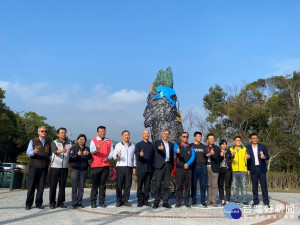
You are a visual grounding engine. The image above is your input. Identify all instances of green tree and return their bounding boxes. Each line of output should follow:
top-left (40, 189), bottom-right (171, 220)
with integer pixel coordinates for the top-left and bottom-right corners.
top-left (203, 72), bottom-right (300, 173)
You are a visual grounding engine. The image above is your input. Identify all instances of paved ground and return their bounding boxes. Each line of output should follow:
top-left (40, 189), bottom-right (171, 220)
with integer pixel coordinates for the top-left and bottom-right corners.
top-left (0, 188), bottom-right (299, 225)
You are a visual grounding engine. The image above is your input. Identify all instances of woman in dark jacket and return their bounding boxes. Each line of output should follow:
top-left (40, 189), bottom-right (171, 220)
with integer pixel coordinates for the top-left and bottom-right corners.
top-left (218, 140), bottom-right (233, 205)
top-left (69, 134), bottom-right (92, 208)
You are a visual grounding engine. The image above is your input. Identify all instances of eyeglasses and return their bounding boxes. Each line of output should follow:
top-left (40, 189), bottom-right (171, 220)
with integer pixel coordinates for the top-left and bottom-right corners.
top-left (40, 130), bottom-right (48, 133)
top-left (182, 136), bottom-right (189, 138)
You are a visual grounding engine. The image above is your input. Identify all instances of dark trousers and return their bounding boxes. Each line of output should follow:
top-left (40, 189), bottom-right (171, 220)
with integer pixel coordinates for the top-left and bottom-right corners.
top-left (176, 168), bottom-right (192, 205)
top-left (90, 167), bottom-right (109, 204)
top-left (49, 168), bottom-right (68, 206)
top-left (191, 165), bottom-right (207, 204)
top-left (137, 172), bottom-right (152, 204)
top-left (251, 166), bottom-right (269, 205)
top-left (116, 166), bottom-right (133, 203)
top-left (25, 167), bottom-right (48, 207)
top-left (71, 169), bottom-right (88, 205)
top-left (218, 167), bottom-right (232, 201)
top-left (154, 163), bottom-right (171, 204)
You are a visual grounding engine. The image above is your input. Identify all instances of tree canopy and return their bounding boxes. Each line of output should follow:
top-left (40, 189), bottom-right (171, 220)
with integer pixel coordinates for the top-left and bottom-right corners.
top-left (0, 88), bottom-right (56, 162)
top-left (203, 72), bottom-right (300, 173)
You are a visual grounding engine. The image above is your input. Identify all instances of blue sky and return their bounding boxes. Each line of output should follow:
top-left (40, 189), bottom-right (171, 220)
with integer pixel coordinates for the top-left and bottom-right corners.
top-left (1, 0), bottom-right (300, 142)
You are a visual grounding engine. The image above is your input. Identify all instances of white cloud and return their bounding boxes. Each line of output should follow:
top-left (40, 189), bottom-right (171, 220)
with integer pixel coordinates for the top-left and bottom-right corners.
top-left (0, 80), bottom-right (148, 142)
top-left (271, 58), bottom-right (300, 76)
top-left (108, 89), bottom-right (147, 104)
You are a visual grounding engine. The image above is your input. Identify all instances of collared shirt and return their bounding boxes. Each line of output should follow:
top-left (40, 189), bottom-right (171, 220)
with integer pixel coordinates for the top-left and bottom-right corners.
top-left (26, 138), bottom-right (46, 157)
top-left (163, 140), bottom-right (170, 161)
top-left (252, 145), bottom-right (259, 165)
top-left (90, 136), bottom-right (114, 159)
top-left (113, 141), bottom-right (136, 167)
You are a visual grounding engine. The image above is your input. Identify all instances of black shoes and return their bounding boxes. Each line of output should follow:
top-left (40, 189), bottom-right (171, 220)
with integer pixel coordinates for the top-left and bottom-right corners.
top-left (252, 203), bottom-right (258, 207)
top-left (116, 202), bottom-right (123, 207)
top-left (264, 204), bottom-right (271, 208)
top-left (50, 204), bottom-right (55, 209)
top-left (123, 201), bottom-right (132, 207)
top-left (57, 203), bottom-right (67, 208)
top-left (72, 204), bottom-right (78, 209)
top-left (77, 204), bottom-right (84, 208)
top-left (153, 203), bottom-right (159, 209)
top-left (36, 205), bottom-right (43, 209)
top-left (137, 203), bottom-right (143, 207)
top-left (91, 203), bottom-right (97, 208)
top-left (143, 202), bottom-right (152, 207)
top-left (175, 204), bottom-right (181, 208)
top-left (99, 204), bottom-right (106, 208)
top-left (25, 206), bottom-right (31, 210)
top-left (162, 203), bottom-right (172, 208)
top-left (243, 202), bottom-right (249, 206)
top-left (201, 202), bottom-right (207, 207)
top-left (192, 201), bottom-right (197, 207)
top-left (185, 204), bottom-right (191, 208)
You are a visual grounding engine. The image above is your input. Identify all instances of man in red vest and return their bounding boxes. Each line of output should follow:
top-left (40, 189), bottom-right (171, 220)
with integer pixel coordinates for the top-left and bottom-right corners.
top-left (90, 126), bottom-right (114, 208)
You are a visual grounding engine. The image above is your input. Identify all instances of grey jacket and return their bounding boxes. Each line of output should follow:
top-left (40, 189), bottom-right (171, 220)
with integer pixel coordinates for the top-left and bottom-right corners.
top-left (50, 139), bottom-right (72, 168)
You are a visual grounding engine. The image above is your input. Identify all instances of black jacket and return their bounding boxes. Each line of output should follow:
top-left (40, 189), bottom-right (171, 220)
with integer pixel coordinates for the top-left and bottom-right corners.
top-left (220, 150), bottom-right (233, 170)
top-left (153, 140), bottom-right (174, 170)
top-left (135, 140), bottom-right (155, 173)
top-left (207, 144), bottom-right (222, 173)
top-left (69, 145), bottom-right (92, 170)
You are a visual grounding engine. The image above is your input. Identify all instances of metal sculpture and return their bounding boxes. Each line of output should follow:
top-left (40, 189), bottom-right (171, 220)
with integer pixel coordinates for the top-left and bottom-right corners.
top-left (143, 67), bottom-right (183, 143)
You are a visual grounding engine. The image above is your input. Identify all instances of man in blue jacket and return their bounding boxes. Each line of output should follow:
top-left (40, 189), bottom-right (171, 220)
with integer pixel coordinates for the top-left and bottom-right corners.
top-left (246, 133), bottom-right (270, 207)
top-left (174, 132), bottom-right (195, 208)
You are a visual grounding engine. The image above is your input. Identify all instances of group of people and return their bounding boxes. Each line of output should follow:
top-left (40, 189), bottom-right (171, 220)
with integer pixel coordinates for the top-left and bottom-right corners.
top-left (25, 125), bottom-right (270, 210)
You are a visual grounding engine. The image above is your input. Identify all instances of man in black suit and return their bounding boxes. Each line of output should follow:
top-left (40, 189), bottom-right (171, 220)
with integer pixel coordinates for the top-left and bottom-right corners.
top-left (152, 129), bottom-right (174, 209)
top-left (246, 133), bottom-right (270, 207)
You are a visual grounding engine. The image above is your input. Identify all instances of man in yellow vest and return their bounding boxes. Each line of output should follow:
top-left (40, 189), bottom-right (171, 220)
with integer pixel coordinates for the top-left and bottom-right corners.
top-left (230, 136), bottom-right (249, 205)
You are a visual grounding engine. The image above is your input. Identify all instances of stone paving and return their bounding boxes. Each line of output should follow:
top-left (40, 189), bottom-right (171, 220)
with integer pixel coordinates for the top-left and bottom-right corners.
top-left (0, 188), bottom-right (299, 225)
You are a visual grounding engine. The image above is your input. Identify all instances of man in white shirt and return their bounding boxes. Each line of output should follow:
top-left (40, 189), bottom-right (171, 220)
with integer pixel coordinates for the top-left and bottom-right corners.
top-left (113, 130), bottom-right (136, 207)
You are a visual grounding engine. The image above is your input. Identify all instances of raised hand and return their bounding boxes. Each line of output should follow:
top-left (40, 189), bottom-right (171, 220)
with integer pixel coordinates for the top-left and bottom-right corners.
top-left (158, 143), bottom-right (164, 150)
top-left (210, 149), bottom-right (215, 155)
top-left (33, 146), bottom-right (40, 154)
top-left (246, 152), bottom-right (250, 159)
top-left (220, 150), bottom-right (224, 157)
top-left (78, 150), bottom-right (82, 156)
top-left (232, 150), bottom-right (236, 156)
top-left (117, 151), bottom-right (122, 157)
top-left (84, 149), bottom-right (89, 155)
top-left (140, 149), bottom-right (144, 157)
top-left (103, 158), bottom-right (108, 162)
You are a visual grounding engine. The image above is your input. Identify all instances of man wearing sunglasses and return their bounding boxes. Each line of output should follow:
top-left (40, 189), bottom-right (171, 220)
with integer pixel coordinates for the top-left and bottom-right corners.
top-left (25, 126), bottom-right (52, 210)
top-left (173, 132), bottom-right (195, 208)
